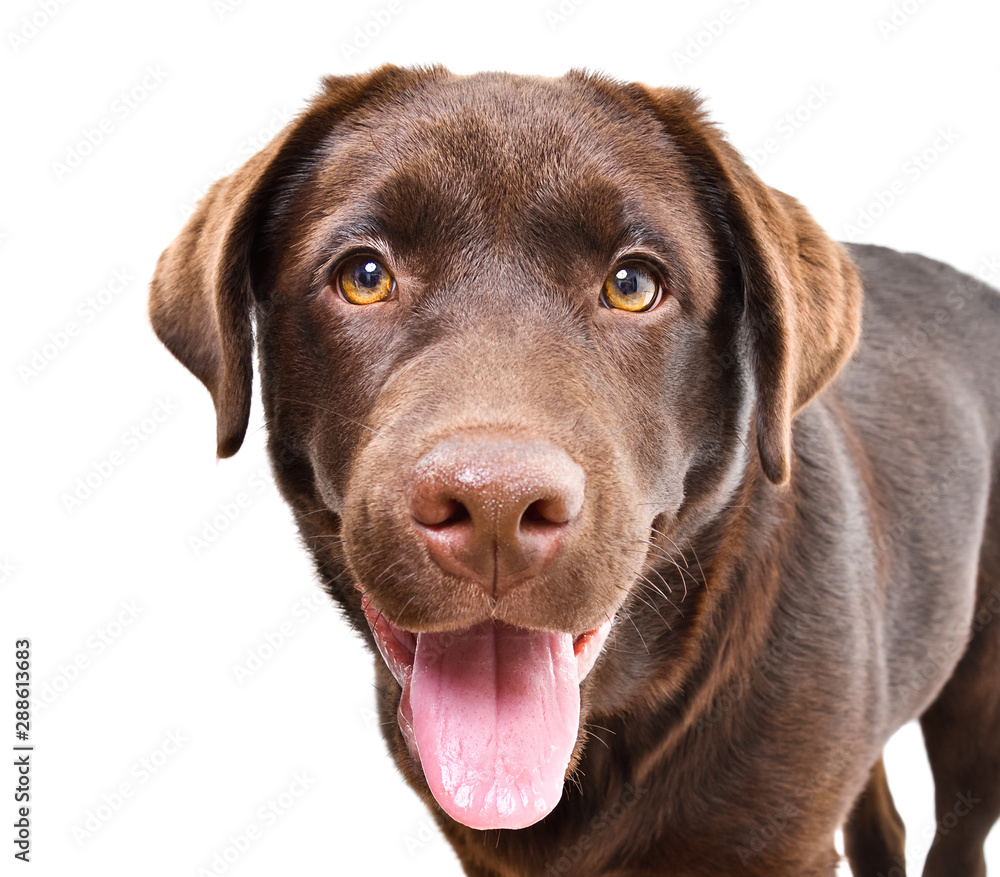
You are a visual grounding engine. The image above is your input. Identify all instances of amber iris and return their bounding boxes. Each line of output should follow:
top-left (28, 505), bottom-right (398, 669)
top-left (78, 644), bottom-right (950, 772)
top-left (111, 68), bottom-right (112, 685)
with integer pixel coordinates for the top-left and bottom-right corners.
top-left (339, 256), bottom-right (395, 305)
top-left (602, 264), bottom-right (661, 312)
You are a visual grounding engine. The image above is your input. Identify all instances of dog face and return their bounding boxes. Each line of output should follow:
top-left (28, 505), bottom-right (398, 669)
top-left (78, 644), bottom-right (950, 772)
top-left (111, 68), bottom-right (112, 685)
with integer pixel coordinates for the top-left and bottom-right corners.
top-left (150, 66), bottom-right (861, 834)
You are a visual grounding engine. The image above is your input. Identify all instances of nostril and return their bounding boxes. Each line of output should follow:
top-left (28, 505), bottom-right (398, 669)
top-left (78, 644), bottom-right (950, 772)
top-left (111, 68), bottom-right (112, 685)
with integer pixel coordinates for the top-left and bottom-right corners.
top-left (526, 480), bottom-right (583, 526)
top-left (521, 501), bottom-right (548, 526)
top-left (521, 498), bottom-right (569, 527)
top-left (436, 499), bottom-right (471, 528)
top-left (412, 496), bottom-right (471, 529)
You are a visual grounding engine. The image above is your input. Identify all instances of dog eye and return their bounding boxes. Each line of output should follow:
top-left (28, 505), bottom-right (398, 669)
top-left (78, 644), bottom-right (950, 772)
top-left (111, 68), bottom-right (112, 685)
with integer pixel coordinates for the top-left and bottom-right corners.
top-left (601, 264), bottom-right (662, 312)
top-left (338, 256), bottom-right (395, 305)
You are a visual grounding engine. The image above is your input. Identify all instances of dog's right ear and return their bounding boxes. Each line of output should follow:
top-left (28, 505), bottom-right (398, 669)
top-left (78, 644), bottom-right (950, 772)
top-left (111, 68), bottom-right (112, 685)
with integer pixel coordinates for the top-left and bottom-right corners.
top-left (149, 140), bottom-right (276, 458)
top-left (149, 65), bottom-right (435, 457)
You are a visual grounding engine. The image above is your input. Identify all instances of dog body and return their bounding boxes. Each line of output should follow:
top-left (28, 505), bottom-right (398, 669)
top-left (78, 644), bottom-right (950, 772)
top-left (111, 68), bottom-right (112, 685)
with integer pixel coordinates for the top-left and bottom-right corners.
top-left (150, 67), bottom-right (1000, 875)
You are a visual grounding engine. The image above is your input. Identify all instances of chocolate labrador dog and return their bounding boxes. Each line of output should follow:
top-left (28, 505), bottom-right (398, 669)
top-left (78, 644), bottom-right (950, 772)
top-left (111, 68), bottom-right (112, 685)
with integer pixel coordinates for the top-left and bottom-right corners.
top-left (149, 66), bottom-right (1000, 876)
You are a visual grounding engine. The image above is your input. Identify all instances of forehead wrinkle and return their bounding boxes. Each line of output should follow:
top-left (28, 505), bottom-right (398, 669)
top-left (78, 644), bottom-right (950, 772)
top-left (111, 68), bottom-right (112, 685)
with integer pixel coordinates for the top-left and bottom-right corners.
top-left (360, 125), bottom-right (642, 267)
top-left (354, 85), bottom-right (613, 241)
top-left (369, 160), bottom-right (483, 257)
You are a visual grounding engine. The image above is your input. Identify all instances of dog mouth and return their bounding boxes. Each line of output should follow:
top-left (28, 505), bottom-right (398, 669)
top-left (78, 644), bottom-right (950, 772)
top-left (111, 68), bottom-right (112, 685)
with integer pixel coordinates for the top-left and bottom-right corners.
top-left (359, 589), bottom-right (613, 831)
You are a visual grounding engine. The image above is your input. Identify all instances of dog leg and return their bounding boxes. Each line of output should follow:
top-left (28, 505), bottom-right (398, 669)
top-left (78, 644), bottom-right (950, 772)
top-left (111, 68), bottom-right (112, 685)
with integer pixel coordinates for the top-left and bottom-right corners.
top-left (920, 481), bottom-right (1000, 877)
top-left (844, 756), bottom-right (907, 876)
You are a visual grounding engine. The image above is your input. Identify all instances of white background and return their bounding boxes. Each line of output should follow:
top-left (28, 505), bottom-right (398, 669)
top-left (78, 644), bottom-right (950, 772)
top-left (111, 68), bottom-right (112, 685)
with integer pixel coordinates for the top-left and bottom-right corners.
top-left (2, 0), bottom-right (998, 874)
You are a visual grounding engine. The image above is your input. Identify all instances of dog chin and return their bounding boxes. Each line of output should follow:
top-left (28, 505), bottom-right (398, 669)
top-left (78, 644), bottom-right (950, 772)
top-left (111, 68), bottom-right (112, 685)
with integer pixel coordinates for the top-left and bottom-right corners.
top-left (359, 586), bottom-right (613, 830)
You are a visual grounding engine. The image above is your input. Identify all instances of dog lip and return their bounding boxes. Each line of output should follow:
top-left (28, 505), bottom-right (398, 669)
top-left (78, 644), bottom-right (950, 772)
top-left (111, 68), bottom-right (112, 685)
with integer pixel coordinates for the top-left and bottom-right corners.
top-left (359, 588), bottom-right (417, 688)
top-left (573, 615), bottom-right (614, 681)
top-left (356, 583), bottom-right (613, 687)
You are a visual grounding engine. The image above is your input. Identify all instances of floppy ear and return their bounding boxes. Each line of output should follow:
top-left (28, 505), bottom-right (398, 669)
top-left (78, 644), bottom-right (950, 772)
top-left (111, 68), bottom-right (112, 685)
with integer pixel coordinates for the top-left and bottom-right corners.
top-left (149, 141), bottom-right (279, 458)
top-left (149, 65), bottom-right (434, 457)
top-left (639, 88), bottom-right (863, 485)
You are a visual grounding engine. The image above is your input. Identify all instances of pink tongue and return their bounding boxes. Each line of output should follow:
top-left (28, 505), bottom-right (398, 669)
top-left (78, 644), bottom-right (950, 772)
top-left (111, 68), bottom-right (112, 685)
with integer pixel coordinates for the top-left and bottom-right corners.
top-left (410, 621), bottom-right (580, 830)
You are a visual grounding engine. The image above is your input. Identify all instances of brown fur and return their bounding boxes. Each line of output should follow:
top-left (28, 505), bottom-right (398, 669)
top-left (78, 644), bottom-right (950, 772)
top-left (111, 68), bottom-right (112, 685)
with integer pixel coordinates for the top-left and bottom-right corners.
top-left (150, 65), bottom-right (1000, 875)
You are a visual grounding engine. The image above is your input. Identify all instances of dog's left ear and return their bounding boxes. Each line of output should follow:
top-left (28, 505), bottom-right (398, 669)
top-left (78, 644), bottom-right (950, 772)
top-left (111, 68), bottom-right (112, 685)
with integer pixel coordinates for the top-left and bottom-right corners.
top-left (638, 87), bottom-right (863, 485)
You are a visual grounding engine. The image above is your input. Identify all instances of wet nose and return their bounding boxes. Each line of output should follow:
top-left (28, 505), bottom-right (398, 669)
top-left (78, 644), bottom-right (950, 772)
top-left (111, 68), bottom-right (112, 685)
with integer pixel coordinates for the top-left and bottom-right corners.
top-left (408, 438), bottom-right (585, 597)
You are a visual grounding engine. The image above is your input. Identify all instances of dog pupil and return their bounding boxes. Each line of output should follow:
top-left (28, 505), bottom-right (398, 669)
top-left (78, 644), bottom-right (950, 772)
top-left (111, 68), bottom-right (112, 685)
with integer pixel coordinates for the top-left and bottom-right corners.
top-left (359, 261), bottom-right (381, 288)
top-left (616, 268), bottom-right (638, 295)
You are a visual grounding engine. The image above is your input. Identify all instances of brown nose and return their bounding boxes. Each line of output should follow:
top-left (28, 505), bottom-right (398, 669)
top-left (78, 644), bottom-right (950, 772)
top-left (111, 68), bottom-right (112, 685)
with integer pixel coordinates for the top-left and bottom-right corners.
top-left (408, 438), bottom-right (585, 597)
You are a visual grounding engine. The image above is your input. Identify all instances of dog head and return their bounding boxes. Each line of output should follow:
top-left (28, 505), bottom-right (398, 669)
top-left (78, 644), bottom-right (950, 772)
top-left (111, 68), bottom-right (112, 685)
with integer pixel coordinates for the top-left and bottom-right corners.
top-left (150, 65), bottom-right (861, 831)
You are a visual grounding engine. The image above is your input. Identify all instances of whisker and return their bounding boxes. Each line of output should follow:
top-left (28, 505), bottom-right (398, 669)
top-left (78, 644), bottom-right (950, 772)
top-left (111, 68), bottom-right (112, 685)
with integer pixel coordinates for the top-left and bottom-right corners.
top-left (627, 614), bottom-right (649, 655)
top-left (583, 728), bottom-right (611, 750)
top-left (396, 592), bottom-right (419, 618)
top-left (688, 548), bottom-right (706, 597)
top-left (635, 575), bottom-right (675, 629)
top-left (297, 506), bottom-right (342, 519)
top-left (609, 415), bottom-right (653, 437)
top-left (639, 567), bottom-right (680, 612)
top-left (627, 587), bottom-right (666, 624)
top-left (636, 536), bottom-right (696, 602)
top-left (649, 527), bottom-right (690, 569)
top-left (648, 529), bottom-right (706, 601)
top-left (272, 395), bottom-right (385, 437)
